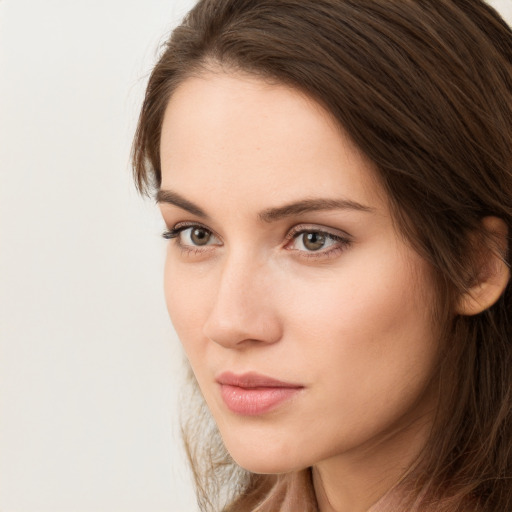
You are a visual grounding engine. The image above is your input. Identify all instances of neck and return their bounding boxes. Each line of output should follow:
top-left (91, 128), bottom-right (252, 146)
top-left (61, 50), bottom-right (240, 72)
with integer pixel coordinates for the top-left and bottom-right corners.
top-left (312, 410), bottom-right (434, 512)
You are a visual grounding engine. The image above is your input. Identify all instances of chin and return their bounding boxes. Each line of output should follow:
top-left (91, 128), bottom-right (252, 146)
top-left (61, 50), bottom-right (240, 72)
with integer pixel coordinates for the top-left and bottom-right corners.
top-left (221, 435), bottom-right (306, 475)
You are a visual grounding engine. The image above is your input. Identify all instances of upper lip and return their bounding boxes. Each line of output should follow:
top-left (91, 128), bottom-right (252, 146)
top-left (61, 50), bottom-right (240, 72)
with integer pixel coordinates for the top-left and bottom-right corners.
top-left (216, 371), bottom-right (303, 389)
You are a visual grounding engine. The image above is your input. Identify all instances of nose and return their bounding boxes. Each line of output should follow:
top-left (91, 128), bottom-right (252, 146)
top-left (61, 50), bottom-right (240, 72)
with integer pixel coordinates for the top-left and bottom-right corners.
top-left (202, 252), bottom-right (283, 349)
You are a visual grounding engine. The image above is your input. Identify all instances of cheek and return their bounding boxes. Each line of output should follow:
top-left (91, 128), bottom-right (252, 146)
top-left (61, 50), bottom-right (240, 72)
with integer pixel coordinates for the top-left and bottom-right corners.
top-left (163, 257), bottom-right (209, 353)
top-left (281, 247), bottom-right (438, 396)
top-left (268, 260), bottom-right (439, 462)
top-left (283, 248), bottom-right (429, 339)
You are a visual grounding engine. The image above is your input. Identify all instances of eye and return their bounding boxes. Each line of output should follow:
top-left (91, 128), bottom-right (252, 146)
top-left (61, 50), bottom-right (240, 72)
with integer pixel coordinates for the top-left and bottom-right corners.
top-left (162, 224), bottom-right (221, 248)
top-left (180, 226), bottom-right (215, 246)
top-left (295, 231), bottom-right (330, 251)
top-left (285, 226), bottom-right (351, 257)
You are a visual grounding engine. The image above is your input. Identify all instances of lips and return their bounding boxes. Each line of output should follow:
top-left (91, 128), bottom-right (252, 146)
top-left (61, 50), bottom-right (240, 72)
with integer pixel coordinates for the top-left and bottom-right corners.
top-left (216, 371), bottom-right (303, 416)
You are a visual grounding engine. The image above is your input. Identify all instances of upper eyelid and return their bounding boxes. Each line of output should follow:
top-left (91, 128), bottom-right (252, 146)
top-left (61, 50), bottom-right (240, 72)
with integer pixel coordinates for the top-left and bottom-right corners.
top-left (285, 223), bottom-right (353, 240)
top-left (172, 220), bottom-right (211, 230)
top-left (170, 221), bottom-right (221, 238)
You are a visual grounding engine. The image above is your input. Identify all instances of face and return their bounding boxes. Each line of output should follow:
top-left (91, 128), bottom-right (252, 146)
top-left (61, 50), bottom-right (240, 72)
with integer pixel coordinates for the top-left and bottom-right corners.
top-left (158, 72), bottom-right (440, 475)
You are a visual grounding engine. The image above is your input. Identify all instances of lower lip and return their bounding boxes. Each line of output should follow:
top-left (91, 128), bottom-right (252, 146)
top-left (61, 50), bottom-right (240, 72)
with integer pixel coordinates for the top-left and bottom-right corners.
top-left (219, 384), bottom-right (302, 416)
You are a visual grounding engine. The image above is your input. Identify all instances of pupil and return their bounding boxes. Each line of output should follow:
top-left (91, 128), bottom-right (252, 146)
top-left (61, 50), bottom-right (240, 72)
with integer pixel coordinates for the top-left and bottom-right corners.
top-left (191, 228), bottom-right (210, 246)
top-left (304, 232), bottom-right (325, 251)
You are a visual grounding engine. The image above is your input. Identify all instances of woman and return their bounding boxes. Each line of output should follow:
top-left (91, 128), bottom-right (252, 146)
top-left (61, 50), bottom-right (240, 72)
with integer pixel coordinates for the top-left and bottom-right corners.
top-left (132, 1), bottom-right (512, 510)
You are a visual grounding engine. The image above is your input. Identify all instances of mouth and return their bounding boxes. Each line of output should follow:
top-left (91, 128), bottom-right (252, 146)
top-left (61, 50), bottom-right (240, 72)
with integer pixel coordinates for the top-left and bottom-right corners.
top-left (216, 371), bottom-right (304, 416)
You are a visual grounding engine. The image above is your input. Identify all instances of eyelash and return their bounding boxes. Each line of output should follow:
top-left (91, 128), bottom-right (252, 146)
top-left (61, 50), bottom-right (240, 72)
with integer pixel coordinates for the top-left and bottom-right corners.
top-left (162, 223), bottom-right (352, 259)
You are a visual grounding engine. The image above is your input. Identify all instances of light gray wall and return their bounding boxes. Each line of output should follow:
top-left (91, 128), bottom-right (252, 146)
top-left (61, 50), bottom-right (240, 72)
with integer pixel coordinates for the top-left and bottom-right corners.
top-left (0, 1), bottom-right (510, 511)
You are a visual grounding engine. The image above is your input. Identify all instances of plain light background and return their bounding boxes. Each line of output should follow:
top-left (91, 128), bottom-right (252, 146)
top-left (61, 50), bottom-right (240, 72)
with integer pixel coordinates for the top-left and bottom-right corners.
top-left (1, 1), bottom-right (511, 511)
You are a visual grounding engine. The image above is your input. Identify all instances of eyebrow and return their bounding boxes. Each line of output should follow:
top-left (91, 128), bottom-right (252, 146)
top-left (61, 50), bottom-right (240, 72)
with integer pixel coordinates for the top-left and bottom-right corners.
top-left (156, 189), bottom-right (208, 218)
top-left (258, 197), bottom-right (375, 222)
top-left (156, 189), bottom-right (375, 222)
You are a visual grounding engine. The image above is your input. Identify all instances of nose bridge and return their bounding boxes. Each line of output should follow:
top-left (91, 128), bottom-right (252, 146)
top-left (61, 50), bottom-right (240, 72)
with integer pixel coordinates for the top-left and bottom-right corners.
top-left (203, 247), bottom-right (281, 348)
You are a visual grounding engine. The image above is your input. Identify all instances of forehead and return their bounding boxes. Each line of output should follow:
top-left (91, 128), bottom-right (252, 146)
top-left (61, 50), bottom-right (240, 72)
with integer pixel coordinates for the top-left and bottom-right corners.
top-left (159, 72), bottom-right (387, 213)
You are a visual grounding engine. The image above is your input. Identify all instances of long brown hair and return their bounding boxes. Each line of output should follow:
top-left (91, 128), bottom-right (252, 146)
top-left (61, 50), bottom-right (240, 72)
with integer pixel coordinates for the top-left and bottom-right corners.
top-left (132, 1), bottom-right (512, 510)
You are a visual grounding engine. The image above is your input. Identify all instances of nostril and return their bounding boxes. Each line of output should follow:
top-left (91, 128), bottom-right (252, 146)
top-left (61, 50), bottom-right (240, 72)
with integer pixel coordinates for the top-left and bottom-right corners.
top-left (202, 304), bottom-right (282, 349)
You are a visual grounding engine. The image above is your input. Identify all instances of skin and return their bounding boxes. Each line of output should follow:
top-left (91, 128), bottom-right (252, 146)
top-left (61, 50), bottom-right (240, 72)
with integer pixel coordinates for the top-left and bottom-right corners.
top-left (158, 71), bottom-right (441, 512)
